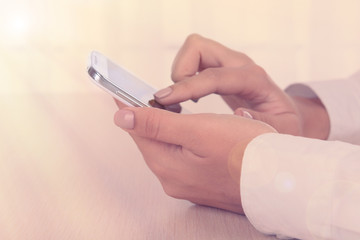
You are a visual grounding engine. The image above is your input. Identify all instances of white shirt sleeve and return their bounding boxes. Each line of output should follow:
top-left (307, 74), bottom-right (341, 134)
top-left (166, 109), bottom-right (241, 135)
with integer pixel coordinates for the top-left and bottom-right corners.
top-left (285, 70), bottom-right (360, 144)
top-left (241, 70), bottom-right (360, 239)
top-left (241, 134), bottom-right (360, 240)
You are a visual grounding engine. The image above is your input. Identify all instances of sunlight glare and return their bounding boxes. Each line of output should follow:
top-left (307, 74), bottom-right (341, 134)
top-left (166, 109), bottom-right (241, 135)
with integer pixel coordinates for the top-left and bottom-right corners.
top-left (2, 10), bottom-right (31, 44)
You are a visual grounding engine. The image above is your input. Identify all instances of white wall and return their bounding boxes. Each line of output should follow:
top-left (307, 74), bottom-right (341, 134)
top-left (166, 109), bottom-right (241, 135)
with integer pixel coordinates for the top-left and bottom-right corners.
top-left (99, 0), bottom-right (360, 86)
top-left (0, 0), bottom-right (359, 102)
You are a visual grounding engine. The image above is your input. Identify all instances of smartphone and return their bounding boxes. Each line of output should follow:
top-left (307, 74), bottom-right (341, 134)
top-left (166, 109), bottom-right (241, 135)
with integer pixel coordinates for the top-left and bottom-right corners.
top-left (87, 51), bottom-right (182, 112)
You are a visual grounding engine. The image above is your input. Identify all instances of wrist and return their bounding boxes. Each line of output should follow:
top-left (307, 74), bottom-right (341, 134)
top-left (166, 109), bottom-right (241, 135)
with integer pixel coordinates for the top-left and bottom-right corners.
top-left (292, 96), bottom-right (330, 140)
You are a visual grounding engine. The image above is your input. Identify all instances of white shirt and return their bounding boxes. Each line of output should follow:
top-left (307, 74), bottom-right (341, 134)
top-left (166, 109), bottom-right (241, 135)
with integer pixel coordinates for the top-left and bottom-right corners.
top-left (241, 70), bottom-right (360, 240)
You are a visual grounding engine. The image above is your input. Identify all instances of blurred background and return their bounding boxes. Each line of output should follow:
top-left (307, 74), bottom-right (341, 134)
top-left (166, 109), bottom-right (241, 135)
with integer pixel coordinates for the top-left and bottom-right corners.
top-left (1, 0), bottom-right (360, 96)
top-left (0, 0), bottom-right (360, 239)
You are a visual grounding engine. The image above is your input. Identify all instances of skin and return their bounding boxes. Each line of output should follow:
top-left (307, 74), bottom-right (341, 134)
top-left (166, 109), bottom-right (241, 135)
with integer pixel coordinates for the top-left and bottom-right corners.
top-left (114, 106), bottom-right (275, 214)
top-left (155, 34), bottom-right (330, 140)
top-left (113, 34), bottom-right (330, 213)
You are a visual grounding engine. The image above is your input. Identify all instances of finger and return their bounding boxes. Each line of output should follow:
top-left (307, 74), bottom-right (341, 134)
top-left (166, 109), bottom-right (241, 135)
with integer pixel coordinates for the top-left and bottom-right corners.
top-left (114, 107), bottom-right (201, 147)
top-left (234, 107), bottom-right (299, 135)
top-left (155, 64), bottom-right (270, 106)
top-left (234, 107), bottom-right (273, 125)
top-left (171, 34), bottom-right (252, 83)
top-left (221, 95), bottom-right (250, 111)
top-left (233, 108), bottom-right (253, 119)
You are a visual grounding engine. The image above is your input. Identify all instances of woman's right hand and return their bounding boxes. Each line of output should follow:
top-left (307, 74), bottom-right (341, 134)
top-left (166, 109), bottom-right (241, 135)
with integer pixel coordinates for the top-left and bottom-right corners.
top-left (154, 34), bottom-right (329, 139)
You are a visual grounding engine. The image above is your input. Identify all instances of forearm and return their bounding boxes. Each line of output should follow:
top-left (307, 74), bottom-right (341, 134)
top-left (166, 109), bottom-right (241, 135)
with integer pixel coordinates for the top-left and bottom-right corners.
top-left (291, 96), bottom-right (330, 140)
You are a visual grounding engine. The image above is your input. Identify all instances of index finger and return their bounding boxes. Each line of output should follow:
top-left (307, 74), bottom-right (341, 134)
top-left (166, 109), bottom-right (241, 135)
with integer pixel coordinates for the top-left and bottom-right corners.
top-left (155, 64), bottom-right (272, 107)
top-left (171, 34), bottom-right (252, 83)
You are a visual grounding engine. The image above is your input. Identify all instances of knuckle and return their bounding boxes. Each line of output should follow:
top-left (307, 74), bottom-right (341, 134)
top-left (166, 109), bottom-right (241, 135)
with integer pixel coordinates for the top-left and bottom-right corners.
top-left (252, 64), bottom-right (267, 77)
top-left (162, 184), bottom-right (183, 199)
top-left (177, 80), bottom-right (198, 100)
top-left (185, 33), bottom-right (203, 45)
top-left (201, 68), bottom-right (220, 92)
top-left (183, 34), bottom-right (207, 52)
top-left (171, 70), bottom-right (181, 82)
top-left (148, 161), bottom-right (166, 179)
top-left (178, 79), bottom-right (192, 91)
top-left (246, 63), bottom-right (272, 88)
top-left (202, 68), bottom-right (220, 82)
top-left (231, 52), bottom-right (253, 66)
top-left (143, 110), bottom-right (162, 140)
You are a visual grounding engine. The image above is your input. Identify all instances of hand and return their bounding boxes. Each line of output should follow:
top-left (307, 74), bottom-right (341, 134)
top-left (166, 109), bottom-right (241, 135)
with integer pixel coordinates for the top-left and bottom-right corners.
top-left (153, 34), bottom-right (329, 139)
top-left (113, 105), bottom-right (276, 213)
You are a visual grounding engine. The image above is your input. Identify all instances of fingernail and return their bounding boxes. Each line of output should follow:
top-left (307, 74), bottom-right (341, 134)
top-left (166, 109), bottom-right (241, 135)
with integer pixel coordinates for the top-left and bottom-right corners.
top-left (235, 109), bottom-right (253, 119)
top-left (154, 87), bottom-right (173, 99)
top-left (165, 103), bottom-right (182, 113)
top-left (115, 109), bottom-right (135, 129)
top-left (242, 110), bottom-right (253, 119)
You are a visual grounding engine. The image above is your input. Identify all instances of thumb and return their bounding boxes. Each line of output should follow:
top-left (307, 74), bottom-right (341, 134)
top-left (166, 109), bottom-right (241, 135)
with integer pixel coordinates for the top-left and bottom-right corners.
top-left (234, 108), bottom-right (254, 119)
top-left (114, 107), bottom-right (196, 146)
top-left (234, 108), bottom-right (286, 134)
top-left (234, 107), bottom-right (274, 126)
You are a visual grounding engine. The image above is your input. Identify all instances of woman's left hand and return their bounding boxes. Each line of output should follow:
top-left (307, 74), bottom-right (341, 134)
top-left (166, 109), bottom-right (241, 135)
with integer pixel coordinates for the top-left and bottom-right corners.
top-left (114, 105), bottom-right (275, 213)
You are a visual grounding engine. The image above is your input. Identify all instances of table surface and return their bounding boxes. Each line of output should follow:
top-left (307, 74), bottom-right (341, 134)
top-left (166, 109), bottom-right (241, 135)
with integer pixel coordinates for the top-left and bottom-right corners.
top-left (0, 93), bottom-right (278, 240)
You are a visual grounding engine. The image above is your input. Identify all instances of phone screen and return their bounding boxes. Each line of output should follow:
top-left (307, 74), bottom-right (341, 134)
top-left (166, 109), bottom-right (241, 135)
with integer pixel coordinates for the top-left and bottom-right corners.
top-left (106, 59), bottom-right (156, 107)
top-left (88, 51), bottom-right (182, 112)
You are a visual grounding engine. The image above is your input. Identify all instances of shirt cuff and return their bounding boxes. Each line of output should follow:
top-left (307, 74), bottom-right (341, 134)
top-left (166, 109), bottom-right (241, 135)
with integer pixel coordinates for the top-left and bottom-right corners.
top-left (241, 132), bottom-right (360, 240)
top-left (285, 72), bottom-right (360, 144)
